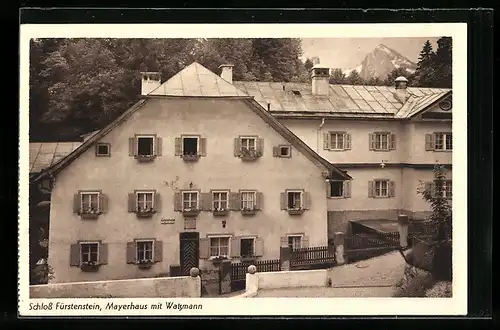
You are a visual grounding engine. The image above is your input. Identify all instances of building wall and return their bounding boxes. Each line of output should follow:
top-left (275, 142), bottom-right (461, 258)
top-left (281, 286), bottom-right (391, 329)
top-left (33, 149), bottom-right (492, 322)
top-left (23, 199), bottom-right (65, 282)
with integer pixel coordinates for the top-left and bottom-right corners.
top-left (48, 97), bottom-right (329, 283)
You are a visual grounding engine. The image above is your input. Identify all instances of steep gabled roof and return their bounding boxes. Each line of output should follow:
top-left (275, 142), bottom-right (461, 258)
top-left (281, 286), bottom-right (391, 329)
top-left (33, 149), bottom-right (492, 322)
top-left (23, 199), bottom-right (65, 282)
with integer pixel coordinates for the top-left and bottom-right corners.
top-left (29, 142), bottom-right (82, 176)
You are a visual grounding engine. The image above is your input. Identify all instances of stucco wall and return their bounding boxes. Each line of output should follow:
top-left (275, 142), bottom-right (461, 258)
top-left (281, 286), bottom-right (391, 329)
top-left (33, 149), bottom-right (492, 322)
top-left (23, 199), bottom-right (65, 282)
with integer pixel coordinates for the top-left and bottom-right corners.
top-left (48, 98), bottom-right (329, 283)
top-left (30, 275), bottom-right (201, 298)
top-left (253, 269), bottom-right (328, 290)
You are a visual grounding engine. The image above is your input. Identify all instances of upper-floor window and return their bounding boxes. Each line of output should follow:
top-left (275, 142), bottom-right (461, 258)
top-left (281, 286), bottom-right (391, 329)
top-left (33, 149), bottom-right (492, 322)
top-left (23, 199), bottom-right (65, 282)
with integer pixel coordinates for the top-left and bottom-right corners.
top-left (324, 132), bottom-right (351, 151)
top-left (127, 190), bottom-right (159, 218)
top-left (183, 191), bottom-right (199, 211)
top-left (137, 136), bottom-right (155, 156)
top-left (81, 192), bottom-right (99, 214)
top-left (129, 134), bottom-right (161, 161)
top-left (241, 137), bottom-right (256, 152)
top-left (368, 180), bottom-right (395, 198)
top-left (426, 132), bottom-right (452, 151)
top-left (175, 135), bottom-right (207, 160)
top-left (74, 190), bottom-right (107, 219)
top-left (95, 143), bottom-right (110, 157)
top-left (369, 132), bottom-right (396, 151)
top-left (137, 191), bottom-right (154, 212)
top-left (329, 180), bottom-right (351, 198)
top-left (212, 191), bottom-right (229, 211)
top-left (234, 136), bottom-right (263, 160)
top-left (241, 191), bottom-right (256, 210)
top-left (427, 180), bottom-right (452, 199)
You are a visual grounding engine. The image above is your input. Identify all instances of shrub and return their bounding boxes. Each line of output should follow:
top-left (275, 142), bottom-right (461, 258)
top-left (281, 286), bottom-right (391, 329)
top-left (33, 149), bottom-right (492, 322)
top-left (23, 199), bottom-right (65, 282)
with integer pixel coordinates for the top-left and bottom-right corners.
top-left (425, 281), bottom-right (452, 297)
top-left (393, 266), bottom-right (436, 297)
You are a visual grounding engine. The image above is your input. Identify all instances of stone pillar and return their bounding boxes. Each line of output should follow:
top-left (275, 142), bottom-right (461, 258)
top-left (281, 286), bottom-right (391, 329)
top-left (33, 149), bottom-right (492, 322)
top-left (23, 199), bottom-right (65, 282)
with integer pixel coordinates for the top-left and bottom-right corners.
top-left (245, 265), bottom-right (259, 294)
top-left (189, 267), bottom-right (201, 298)
top-left (334, 232), bottom-right (346, 265)
top-left (398, 214), bottom-right (410, 248)
top-left (280, 246), bottom-right (291, 271)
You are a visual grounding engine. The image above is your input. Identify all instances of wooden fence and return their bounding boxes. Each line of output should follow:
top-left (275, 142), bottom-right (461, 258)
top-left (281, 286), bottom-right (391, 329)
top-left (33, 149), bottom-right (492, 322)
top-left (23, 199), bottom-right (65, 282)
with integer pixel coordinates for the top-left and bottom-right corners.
top-left (290, 246), bottom-right (336, 270)
top-left (230, 259), bottom-right (281, 292)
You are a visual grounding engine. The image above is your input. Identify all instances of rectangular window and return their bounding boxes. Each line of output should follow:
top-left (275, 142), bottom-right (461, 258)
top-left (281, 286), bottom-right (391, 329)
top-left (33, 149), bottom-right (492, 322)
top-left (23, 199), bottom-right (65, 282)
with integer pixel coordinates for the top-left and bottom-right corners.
top-left (136, 191), bottom-right (154, 212)
top-left (81, 192), bottom-right (99, 213)
top-left (96, 143), bottom-right (110, 156)
top-left (241, 137), bottom-right (257, 152)
top-left (287, 235), bottom-right (302, 251)
top-left (182, 191), bottom-right (199, 210)
top-left (374, 180), bottom-right (389, 197)
top-left (287, 191), bottom-right (302, 209)
top-left (80, 242), bottom-right (99, 263)
top-left (182, 136), bottom-right (199, 156)
top-left (241, 191), bottom-right (257, 210)
top-left (330, 133), bottom-right (345, 150)
top-left (240, 238), bottom-right (255, 257)
top-left (136, 240), bottom-right (154, 262)
top-left (435, 133), bottom-right (452, 151)
top-left (137, 136), bottom-right (155, 156)
top-left (375, 133), bottom-right (389, 150)
top-left (280, 145), bottom-right (291, 157)
top-left (212, 191), bottom-right (229, 211)
top-left (330, 181), bottom-right (344, 197)
top-left (434, 180), bottom-right (452, 199)
top-left (209, 236), bottom-right (230, 257)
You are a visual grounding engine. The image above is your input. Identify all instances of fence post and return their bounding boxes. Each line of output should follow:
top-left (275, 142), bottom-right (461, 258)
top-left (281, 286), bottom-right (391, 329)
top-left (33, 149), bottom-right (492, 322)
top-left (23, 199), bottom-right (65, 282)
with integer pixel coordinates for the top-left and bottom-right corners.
top-left (398, 214), bottom-right (409, 248)
top-left (245, 265), bottom-right (259, 295)
top-left (280, 246), bottom-right (291, 271)
top-left (334, 232), bottom-right (346, 265)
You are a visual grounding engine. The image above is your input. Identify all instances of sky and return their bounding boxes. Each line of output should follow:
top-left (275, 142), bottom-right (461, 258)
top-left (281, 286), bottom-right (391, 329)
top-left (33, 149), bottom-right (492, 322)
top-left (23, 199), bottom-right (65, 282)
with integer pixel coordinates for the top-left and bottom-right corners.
top-left (301, 37), bottom-right (439, 69)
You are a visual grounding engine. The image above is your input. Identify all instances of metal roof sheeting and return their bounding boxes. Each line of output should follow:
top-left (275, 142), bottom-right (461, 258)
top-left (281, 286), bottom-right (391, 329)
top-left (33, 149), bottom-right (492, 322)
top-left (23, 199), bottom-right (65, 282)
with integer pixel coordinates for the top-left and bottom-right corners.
top-left (29, 142), bottom-right (82, 175)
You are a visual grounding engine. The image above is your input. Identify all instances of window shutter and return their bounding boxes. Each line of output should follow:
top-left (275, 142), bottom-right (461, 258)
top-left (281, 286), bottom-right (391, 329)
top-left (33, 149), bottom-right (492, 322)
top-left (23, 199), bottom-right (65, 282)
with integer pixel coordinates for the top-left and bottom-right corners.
top-left (154, 192), bottom-right (161, 213)
top-left (326, 181), bottom-right (332, 197)
top-left (302, 236), bottom-right (310, 248)
top-left (201, 192), bottom-right (212, 211)
top-left (368, 181), bottom-right (375, 198)
top-left (199, 138), bottom-right (207, 156)
top-left (234, 138), bottom-right (241, 157)
top-left (127, 193), bottom-right (136, 212)
top-left (156, 137), bottom-right (162, 156)
top-left (302, 192), bottom-right (311, 210)
top-left (230, 192), bottom-right (241, 211)
top-left (173, 192), bottom-right (182, 211)
top-left (344, 181), bottom-right (351, 198)
top-left (230, 237), bottom-right (241, 258)
top-left (425, 134), bottom-right (435, 151)
top-left (69, 243), bottom-right (80, 266)
top-left (174, 137), bottom-right (182, 156)
top-left (256, 192), bottom-right (264, 210)
top-left (257, 138), bottom-right (264, 156)
top-left (73, 193), bottom-right (81, 214)
top-left (199, 238), bottom-right (210, 259)
top-left (126, 242), bottom-right (136, 264)
top-left (369, 133), bottom-right (376, 150)
top-left (154, 240), bottom-right (163, 262)
top-left (323, 132), bottom-right (331, 150)
top-left (389, 134), bottom-right (396, 150)
top-left (129, 137), bottom-right (136, 156)
top-left (254, 238), bottom-right (264, 257)
top-left (388, 181), bottom-right (395, 197)
top-left (280, 192), bottom-right (287, 210)
top-left (99, 243), bottom-right (108, 265)
top-left (344, 134), bottom-right (352, 150)
top-left (99, 194), bottom-right (108, 213)
top-left (272, 146), bottom-right (280, 157)
top-left (280, 236), bottom-right (288, 248)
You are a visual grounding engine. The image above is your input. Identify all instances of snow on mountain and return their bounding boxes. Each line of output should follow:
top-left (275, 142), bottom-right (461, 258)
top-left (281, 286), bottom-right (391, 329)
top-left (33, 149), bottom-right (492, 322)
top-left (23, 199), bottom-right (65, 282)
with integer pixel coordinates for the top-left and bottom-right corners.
top-left (341, 44), bottom-right (417, 80)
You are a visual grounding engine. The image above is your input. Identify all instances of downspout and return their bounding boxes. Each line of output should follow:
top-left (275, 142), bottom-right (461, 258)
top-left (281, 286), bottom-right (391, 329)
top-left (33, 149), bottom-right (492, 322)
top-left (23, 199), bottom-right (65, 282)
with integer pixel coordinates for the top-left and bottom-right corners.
top-left (317, 117), bottom-right (326, 153)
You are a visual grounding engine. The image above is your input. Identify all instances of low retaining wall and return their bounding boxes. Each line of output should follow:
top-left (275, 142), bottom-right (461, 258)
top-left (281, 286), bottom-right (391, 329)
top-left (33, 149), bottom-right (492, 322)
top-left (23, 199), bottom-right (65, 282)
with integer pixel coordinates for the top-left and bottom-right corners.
top-left (30, 275), bottom-right (201, 298)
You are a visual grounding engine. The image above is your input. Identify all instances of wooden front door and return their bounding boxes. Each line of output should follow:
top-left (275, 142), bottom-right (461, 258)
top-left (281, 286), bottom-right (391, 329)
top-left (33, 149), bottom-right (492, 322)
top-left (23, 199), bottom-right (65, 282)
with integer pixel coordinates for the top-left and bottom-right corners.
top-left (179, 232), bottom-right (200, 276)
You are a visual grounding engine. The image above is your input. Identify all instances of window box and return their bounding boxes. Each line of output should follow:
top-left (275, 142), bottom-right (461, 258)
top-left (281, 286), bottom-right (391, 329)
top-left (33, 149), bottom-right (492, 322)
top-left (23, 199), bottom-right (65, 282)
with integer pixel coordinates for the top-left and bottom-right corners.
top-left (80, 211), bottom-right (100, 220)
top-left (240, 256), bottom-right (257, 263)
top-left (137, 259), bottom-right (154, 269)
top-left (288, 208), bottom-right (305, 215)
top-left (80, 261), bottom-right (100, 272)
top-left (182, 154), bottom-right (200, 162)
top-left (241, 207), bottom-right (258, 216)
top-left (136, 209), bottom-right (155, 218)
top-left (212, 209), bottom-right (229, 216)
top-left (210, 255), bottom-right (228, 265)
top-left (240, 149), bottom-right (259, 161)
top-left (183, 208), bottom-right (200, 217)
top-left (136, 155), bottom-right (155, 163)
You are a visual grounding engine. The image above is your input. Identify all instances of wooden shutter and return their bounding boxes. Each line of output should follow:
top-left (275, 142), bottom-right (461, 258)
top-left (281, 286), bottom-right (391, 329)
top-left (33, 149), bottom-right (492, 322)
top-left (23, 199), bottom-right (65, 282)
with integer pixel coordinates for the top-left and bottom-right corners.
top-left (389, 134), bottom-right (396, 150)
top-left (156, 137), bottom-right (162, 156)
top-left (302, 192), bottom-right (311, 210)
top-left (154, 192), bottom-right (161, 212)
top-left (99, 194), bottom-right (108, 213)
top-left (99, 243), bottom-right (108, 265)
top-left (369, 133), bottom-right (376, 150)
top-left (280, 236), bottom-right (288, 248)
top-left (388, 181), bottom-right (395, 197)
top-left (154, 240), bottom-right (163, 262)
top-left (323, 132), bottom-right (331, 150)
top-left (199, 238), bottom-right (210, 259)
top-left (257, 138), bottom-right (264, 156)
top-left (174, 192), bottom-right (182, 211)
top-left (234, 138), bottom-right (241, 157)
top-left (199, 138), bottom-right (207, 156)
top-left (128, 137), bottom-right (136, 156)
top-left (230, 237), bottom-right (241, 258)
top-left (344, 181), bottom-right (351, 198)
top-left (301, 236), bottom-right (310, 248)
top-left (272, 146), bottom-right (280, 157)
top-left (256, 192), bottom-right (264, 210)
top-left (126, 242), bottom-right (136, 264)
top-left (230, 192), bottom-right (241, 211)
top-left (280, 192), bottom-right (287, 210)
top-left (201, 192), bottom-right (212, 211)
top-left (254, 238), bottom-right (264, 257)
top-left (69, 243), bottom-right (80, 266)
top-left (73, 193), bottom-right (81, 214)
top-left (368, 181), bottom-right (375, 198)
top-left (174, 137), bottom-right (182, 156)
top-left (425, 134), bottom-right (435, 151)
top-left (344, 134), bottom-right (352, 150)
top-left (127, 193), bottom-right (136, 212)
top-left (326, 181), bottom-right (332, 197)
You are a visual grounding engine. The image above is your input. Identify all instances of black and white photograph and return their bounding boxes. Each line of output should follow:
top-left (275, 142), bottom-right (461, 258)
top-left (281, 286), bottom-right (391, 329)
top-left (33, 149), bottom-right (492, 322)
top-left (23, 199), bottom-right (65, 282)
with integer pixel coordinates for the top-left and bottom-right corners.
top-left (19, 23), bottom-right (467, 316)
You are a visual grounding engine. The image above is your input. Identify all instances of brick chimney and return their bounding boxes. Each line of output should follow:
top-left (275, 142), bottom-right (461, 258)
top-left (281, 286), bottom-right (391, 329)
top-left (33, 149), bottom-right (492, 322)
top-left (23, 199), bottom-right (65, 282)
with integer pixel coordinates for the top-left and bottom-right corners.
top-left (311, 64), bottom-right (330, 96)
top-left (394, 76), bottom-right (409, 103)
top-left (141, 72), bottom-right (161, 96)
top-left (219, 64), bottom-right (234, 84)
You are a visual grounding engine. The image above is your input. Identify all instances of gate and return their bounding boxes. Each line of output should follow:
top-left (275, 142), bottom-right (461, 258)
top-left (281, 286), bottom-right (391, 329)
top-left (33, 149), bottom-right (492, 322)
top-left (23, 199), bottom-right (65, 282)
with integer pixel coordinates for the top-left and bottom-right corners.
top-left (230, 259), bottom-right (281, 292)
top-left (290, 246), bottom-right (336, 270)
top-left (179, 232), bottom-right (199, 275)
